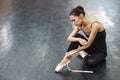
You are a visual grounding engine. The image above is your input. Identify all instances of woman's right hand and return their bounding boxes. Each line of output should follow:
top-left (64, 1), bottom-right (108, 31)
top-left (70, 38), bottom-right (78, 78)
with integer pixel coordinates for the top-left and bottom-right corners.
top-left (78, 38), bottom-right (87, 45)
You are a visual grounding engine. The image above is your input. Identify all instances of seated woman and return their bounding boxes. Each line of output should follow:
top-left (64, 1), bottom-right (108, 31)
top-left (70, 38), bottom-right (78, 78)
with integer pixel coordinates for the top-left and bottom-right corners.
top-left (55, 6), bottom-right (107, 72)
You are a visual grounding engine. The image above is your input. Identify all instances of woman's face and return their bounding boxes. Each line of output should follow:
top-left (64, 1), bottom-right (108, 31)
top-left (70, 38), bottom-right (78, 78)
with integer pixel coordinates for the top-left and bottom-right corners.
top-left (69, 15), bottom-right (82, 27)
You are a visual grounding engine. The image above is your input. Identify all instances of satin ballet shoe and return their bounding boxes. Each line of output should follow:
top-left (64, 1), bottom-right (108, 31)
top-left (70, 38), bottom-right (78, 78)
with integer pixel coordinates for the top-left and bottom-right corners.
top-left (78, 51), bottom-right (88, 58)
top-left (55, 60), bottom-right (70, 73)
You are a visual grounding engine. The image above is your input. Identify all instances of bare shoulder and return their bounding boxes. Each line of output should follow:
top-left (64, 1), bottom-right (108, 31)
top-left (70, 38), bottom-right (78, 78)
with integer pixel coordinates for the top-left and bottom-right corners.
top-left (91, 21), bottom-right (104, 32)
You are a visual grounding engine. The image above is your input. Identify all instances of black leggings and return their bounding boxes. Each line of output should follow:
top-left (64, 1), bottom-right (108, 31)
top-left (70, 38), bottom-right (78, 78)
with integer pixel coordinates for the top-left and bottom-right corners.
top-left (67, 34), bottom-right (106, 67)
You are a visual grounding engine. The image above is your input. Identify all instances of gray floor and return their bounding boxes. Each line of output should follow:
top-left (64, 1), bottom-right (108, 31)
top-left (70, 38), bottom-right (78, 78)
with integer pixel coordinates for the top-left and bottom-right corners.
top-left (0, 0), bottom-right (120, 80)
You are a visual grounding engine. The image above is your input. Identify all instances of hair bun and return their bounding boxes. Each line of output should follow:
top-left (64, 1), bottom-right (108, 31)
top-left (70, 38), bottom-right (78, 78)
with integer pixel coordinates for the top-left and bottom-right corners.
top-left (76, 6), bottom-right (84, 11)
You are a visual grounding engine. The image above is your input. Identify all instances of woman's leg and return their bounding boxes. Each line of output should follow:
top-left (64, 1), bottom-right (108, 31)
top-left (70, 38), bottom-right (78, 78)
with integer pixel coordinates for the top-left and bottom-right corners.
top-left (55, 34), bottom-right (87, 72)
top-left (84, 53), bottom-right (106, 67)
top-left (59, 33), bottom-right (86, 65)
top-left (57, 52), bottom-right (70, 65)
top-left (55, 42), bottom-right (80, 72)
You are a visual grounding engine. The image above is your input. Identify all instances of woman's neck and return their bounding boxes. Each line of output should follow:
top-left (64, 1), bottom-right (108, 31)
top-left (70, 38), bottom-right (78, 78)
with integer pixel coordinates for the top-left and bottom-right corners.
top-left (82, 18), bottom-right (91, 26)
top-left (81, 18), bottom-right (92, 35)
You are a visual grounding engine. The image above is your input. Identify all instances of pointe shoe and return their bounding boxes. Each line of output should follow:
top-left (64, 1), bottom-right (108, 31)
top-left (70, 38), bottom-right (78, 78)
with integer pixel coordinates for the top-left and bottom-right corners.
top-left (78, 51), bottom-right (88, 58)
top-left (55, 60), bottom-right (70, 72)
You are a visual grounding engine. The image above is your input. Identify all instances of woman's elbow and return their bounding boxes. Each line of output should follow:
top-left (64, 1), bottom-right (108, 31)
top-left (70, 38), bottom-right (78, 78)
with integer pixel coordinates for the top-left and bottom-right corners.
top-left (67, 38), bottom-right (70, 42)
top-left (67, 37), bottom-right (71, 42)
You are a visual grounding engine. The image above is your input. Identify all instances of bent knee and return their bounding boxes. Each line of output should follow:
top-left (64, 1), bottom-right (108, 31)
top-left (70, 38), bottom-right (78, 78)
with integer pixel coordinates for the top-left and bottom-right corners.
top-left (85, 59), bottom-right (96, 67)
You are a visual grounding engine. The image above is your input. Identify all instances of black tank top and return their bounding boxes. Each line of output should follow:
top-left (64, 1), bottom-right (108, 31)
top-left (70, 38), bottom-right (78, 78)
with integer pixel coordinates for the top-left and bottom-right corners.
top-left (85, 21), bottom-right (107, 55)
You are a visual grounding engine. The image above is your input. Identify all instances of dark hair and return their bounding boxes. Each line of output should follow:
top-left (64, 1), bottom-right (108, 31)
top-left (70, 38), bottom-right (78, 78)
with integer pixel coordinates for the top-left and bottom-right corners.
top-left (69, 6), bottom-right (85, 16)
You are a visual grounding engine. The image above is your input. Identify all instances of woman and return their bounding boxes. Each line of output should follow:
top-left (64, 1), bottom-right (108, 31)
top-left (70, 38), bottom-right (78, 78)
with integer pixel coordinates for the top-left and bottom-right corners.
top-left (55, 6), bottom-right (107, 72)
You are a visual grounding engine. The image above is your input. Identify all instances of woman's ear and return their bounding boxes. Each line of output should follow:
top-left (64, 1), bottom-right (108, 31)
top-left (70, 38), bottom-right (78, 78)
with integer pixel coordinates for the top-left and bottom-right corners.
top-left (79, 14), bottom-right (84, 19)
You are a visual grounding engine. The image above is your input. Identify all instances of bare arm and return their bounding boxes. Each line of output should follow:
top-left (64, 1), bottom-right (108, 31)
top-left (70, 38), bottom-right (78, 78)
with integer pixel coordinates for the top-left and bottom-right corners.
top-left (67, 23), bottom-right (100, 58)
top-left (76, 23), bottom-right (99, 52)
top-left (67, 26), bottom-right (81, 42)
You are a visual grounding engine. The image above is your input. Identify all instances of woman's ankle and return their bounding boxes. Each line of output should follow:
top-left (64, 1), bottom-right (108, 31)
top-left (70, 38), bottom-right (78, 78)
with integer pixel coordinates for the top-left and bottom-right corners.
top-left (59, 58), bottom-right (70, 65)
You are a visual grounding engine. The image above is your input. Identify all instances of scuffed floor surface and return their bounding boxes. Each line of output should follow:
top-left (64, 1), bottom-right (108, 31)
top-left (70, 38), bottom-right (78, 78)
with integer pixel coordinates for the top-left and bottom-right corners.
top-left (0, 0), bottom-right (120, 80)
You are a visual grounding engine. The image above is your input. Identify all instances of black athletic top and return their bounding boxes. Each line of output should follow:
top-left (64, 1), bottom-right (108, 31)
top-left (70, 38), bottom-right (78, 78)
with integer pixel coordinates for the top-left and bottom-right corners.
top-left (84, 22), bottom-right (107, 55)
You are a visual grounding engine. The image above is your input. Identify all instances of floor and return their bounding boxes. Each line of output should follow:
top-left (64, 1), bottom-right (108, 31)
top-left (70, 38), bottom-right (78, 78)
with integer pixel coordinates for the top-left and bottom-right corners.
top-left (0, 0), bottom-right (120, 80)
